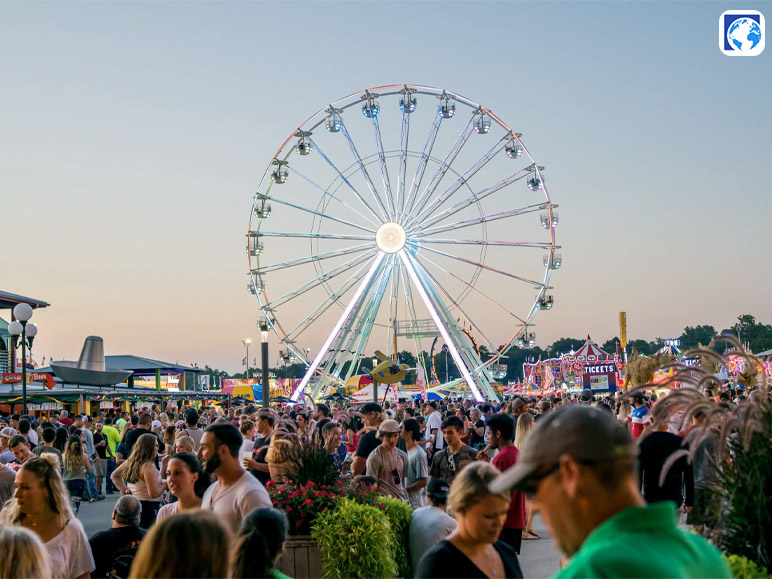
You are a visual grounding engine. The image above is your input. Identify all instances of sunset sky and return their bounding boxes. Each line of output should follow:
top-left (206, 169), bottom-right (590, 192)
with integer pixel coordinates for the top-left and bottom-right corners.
top-left (2, 1), bottom-right (770, 373)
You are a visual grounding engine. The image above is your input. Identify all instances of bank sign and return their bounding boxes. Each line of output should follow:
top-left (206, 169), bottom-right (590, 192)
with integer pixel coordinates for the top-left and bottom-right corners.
top-left (582, 363), bottom-right (618, 393)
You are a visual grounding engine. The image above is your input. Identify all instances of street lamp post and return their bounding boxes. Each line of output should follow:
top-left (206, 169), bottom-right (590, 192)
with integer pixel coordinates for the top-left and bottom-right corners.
top-left (7, 303), bottom-right (37, 416)
top-left (372, 357), bottom-right (378, 403)
top-left (260, 320), bottom-right (269, 408)
top-left (242, 338), bottom-right (252, 380)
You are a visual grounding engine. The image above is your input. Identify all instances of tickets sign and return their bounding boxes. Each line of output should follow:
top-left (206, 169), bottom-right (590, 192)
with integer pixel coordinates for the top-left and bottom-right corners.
top-left (582, 363), bottom-right (618, 393)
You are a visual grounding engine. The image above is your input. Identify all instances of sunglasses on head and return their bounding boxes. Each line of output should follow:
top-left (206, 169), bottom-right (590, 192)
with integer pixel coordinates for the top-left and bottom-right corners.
top-left (520, 464), bottom-right (560, 498)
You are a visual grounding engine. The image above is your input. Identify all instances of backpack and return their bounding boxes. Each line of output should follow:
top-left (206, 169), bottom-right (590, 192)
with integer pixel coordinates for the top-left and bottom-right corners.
top-left (110, 542), bottom-right (141, 579)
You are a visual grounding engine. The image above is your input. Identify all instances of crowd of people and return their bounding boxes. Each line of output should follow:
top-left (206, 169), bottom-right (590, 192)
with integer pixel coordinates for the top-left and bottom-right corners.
top-left (0, 385), bottom-right (765, 578)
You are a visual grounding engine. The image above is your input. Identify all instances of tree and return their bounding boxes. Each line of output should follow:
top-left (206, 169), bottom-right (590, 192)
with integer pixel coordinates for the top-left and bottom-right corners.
top-left (720, 315), bottom-right (772, 354)
top-left (602, 337), bottom-right (620, 354)
top-left (547, 337), bottom-right (586, 356)
top-left (678, 325), bottom-right (717, 350)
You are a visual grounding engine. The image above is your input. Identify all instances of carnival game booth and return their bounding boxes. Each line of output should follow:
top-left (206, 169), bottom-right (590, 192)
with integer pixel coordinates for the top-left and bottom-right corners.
top-left (220, 383), bottom-right (263, 404)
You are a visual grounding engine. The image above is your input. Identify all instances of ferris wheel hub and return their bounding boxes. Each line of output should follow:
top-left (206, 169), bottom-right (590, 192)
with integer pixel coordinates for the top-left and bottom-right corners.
top-left (375, 222), bottom-right (407, 254)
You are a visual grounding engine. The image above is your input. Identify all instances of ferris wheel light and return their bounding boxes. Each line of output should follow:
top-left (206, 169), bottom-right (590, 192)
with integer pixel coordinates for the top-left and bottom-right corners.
top-left (527, 176), bottom-right (543, 191)
top-left (400, 97), bottom-right (417, 113)
top-left (362, 101), bottom-right (380, 118)
top-left (506, 143), bottom-right (524, 159)
top-left (325, 108), bottom-right (343, 132)
top-left (473, 111), bottom-right (491, 134)
top-left (375, 222), bottom-right (407, 254)
top-left (543, 254), bottom-right (562, 269)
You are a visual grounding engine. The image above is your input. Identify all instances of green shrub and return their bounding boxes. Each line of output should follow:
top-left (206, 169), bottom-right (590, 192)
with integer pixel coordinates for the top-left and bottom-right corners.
top-left (726, 554), bottom-right (772, 578)
top-left (379, 497), bottom-right (413, 577)
top-left (312, 498), bottom-right (397, 579)
top-left (288, 438), bottom-right (340, 487)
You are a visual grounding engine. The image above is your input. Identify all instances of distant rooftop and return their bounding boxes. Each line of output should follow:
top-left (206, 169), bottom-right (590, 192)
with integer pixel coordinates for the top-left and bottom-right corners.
top-left (0, 290), bottom-right (50, 311)
top-left (37, 355), bottom-right (201, 376)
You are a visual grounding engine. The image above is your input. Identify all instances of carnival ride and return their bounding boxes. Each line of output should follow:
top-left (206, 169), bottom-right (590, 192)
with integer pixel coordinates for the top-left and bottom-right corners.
top-left (246, 85), bottom-right (560, 403)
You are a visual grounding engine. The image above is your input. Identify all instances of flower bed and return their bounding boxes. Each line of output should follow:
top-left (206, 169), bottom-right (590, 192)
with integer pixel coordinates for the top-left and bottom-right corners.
top-left (267, 479), bottom-right (381, 536)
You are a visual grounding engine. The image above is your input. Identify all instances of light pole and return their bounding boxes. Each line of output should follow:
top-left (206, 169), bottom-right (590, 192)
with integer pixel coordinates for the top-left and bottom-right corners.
top-left (7, 303), bottom-right (37, 416)
top-left (260, 319), bottom-right (269, 408)
top-left (242, 338), bottom-right (252, 380)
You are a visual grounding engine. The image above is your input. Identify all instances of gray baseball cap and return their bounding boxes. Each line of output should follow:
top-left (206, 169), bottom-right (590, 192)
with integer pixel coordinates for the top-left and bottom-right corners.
top-left (489, 405), bottom-right (637, 494)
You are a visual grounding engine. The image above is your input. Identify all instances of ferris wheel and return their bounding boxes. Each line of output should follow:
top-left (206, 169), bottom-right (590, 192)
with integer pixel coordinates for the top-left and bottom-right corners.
top-left (247, 84), bottom-right (560, 402)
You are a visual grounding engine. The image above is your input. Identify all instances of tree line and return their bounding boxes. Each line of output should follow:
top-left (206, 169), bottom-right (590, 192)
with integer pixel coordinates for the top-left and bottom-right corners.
top-left (195, 314), bottom-right (772, 384)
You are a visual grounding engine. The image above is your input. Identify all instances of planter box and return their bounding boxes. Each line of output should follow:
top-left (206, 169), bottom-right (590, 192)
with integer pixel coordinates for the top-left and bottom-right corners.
top-left (278, 535), bottom-right (323, 578)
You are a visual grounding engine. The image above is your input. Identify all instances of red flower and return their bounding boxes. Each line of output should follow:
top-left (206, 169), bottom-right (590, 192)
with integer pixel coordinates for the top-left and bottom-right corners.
top-left (337, 480), bottom-right (344, 487)
top-left (380, 503), bottom-right (386, 510)
top-left (286, 506), bottom-right (293, 511)
top-left (304, 499), bottom-right (314, 506)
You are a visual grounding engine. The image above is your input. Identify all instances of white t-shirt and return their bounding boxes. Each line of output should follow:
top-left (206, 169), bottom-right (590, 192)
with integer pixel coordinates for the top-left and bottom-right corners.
top-left (156, 500), bottom-right (179, 523)
top-left (425, 411), bottom-right (444, 450)
top-left (201, 471), bottom-right (272, 534)
top-left (45, 518), bottom-right (95, 579)
top-left (238, 439), bottom-right (255, 464)
top-left (28, 429), bottom-right (39, 446)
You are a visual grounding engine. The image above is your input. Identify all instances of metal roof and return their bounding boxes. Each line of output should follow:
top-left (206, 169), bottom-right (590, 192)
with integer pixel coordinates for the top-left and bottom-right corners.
top-left (36, 355), bottom-right (201, 375)
top-left (0, 290), bottom-right (50, 310)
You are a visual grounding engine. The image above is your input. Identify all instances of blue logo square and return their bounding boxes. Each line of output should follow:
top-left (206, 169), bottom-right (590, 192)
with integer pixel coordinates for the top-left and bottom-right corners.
top-left (723, 13), bottom-right (761, 50)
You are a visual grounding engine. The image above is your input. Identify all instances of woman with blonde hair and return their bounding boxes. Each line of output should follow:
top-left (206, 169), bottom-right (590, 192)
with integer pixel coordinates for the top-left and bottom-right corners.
top-left (265, 429), bottom-right (298, 483)
top-left (111, 433), bottom-right (166, 529)
top-left (513, 412), bottom-right (538, 540)
top-left (416, 462), bottom-right (523, 578)
top-left (62, 435), bottom-right (92, 513)
top-left (130, 511), bottom-right (231, 578)
top-left (0, 525), bottom-right (52, 578)
top-left (514, 412), bottom-right (534, 450)
top-left (0, 455), bottom-right (95, 579)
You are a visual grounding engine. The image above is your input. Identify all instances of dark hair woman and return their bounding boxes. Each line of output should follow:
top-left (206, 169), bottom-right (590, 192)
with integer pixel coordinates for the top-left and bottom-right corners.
top-left (232, 507), bottom-right (290, 579)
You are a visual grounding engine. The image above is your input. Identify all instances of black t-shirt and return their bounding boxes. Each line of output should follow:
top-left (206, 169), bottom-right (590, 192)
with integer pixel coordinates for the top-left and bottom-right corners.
top-left (123, 428), bottom-right (144, 454)
top-left (93, 432), bottom-right (108, 459)
top-left (416, 539), bottom-right (523, 579)
top-left (250, 434), bottom-right (272, 485)
top-left (469, 419), bottom-right (485, 446)
top-left (354, 430), bottom-right (406, 460)
top-left (638, 431), bottom-right (693, 506)
top-left (88, 525), bottom-right (146, 577)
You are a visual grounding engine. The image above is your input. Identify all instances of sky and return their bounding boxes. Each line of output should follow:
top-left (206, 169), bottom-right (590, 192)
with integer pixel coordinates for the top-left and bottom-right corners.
top-left (2, 1), bottom-right (770, 374)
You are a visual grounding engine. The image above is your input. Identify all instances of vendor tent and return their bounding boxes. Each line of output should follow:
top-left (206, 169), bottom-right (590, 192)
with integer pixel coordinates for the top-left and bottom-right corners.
top-left (574, 336), bottom-right (610, 361)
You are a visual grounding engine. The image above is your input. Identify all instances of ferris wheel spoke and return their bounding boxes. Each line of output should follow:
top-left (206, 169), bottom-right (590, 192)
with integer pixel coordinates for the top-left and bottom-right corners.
top-left (284, 166), bottom-right (380, 229)
top-left (415, 244), bottom-right (545, 287)
top-left (257, 243), bottom-right (374, 274)
top-left (306, 137), bottom-right (384, 225)
top-left (417, 238), bottom-right (555, 249)
top-left (264, 250), bottom-right (378, 311)
top-left (408, 167), bottom-right (531, 234)
top-left (283, 255), bottom-right (379, 343)
top-left (406, 136), bottom-right (508, 230)
top-left (265, 194), bottom-right (375, 235)
top-left (407, 117), bottom-right (475, 222)
top-left (397, 265), bottom-right (430, 376)
top-left (255, 231), bottom-right (375, 242)
top-left (371, 115), bottom-right (395, 220)
top-left (399, 250), bottom-right (485, 402)
top-left (414, 203), bottom-right (546, 238)
top-left (414, 250), bottom-right (528, 328)
top-left (290, 253), bottom-right (386, 401)
top-left (338, 256), bottom-right (395, 384)
top-left (401, 109), bottom-right (442, 223)
top-left (409, 254), bottom-right (503, 353)
top-left (396, 110), bottom-right (411, 224)
top-left (339, 122), bottom-right (391, 222)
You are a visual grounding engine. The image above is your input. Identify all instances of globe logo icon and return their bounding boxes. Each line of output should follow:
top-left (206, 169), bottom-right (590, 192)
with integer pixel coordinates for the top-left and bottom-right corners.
top-left (727, 17), bottom-right (762, 52)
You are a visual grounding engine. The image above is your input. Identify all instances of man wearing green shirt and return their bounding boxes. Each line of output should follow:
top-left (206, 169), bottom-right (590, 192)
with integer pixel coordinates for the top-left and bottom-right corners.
top-left (490, 405), bottom-right (731, 578)
top-left (101, 418), bottom-right (122, 494)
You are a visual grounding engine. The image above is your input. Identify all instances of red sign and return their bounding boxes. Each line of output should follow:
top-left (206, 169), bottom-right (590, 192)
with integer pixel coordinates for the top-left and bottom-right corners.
top-left (1, 372), bottom-right (56, 390)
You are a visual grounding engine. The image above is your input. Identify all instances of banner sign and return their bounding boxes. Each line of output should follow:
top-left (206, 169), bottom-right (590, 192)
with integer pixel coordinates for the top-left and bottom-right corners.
top-left (1, 372), bottom-right (56, 389)
top-left (582, 363), bottom-right (618, 392)
top-left (27, 402), bottom-right (62, 411)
